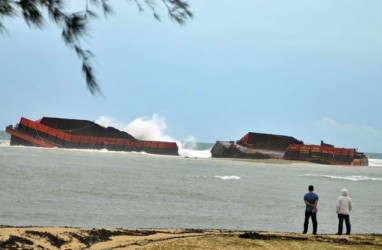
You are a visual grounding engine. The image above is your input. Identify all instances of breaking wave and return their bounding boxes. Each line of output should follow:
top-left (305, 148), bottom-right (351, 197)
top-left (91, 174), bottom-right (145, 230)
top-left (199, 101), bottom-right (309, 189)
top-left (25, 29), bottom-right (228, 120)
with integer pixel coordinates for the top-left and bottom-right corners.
top-left (96, 115), bottom-right (212, 158)
top-left (214, 175), bottom-right (241, 180)
top-left (0, 140), bottom-right (10, 147)
top-left (302, 174), bottom-right (382, 182)
top-left (369, 159), bottom-right (382, 167)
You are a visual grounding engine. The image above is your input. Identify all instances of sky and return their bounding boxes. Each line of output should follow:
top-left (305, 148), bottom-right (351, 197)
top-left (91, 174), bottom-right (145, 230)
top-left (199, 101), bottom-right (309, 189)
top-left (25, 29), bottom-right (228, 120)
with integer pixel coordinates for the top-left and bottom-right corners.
top-left (1, 0), bottom-right (382, 153)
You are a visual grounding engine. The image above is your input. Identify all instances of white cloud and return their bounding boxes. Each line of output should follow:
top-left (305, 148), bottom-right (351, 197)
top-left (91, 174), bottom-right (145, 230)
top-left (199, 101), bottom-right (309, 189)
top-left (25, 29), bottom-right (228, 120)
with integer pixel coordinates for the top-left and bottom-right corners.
top-left (316, 117), bottom-right (381, 138)
top-left (314, 117), bottom-right (382, 152)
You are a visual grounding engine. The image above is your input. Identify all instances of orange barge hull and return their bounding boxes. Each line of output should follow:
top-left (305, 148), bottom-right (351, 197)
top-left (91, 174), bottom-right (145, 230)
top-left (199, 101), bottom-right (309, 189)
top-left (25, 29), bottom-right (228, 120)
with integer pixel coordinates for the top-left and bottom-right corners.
top-left (211, 132), bottom-right (304, 159)
top-left (211, 132), bottom-right (368, 166)
top-left (283, 144), bottom-right (368, 166)
top-left (6, 117), bottom-right (178, 156)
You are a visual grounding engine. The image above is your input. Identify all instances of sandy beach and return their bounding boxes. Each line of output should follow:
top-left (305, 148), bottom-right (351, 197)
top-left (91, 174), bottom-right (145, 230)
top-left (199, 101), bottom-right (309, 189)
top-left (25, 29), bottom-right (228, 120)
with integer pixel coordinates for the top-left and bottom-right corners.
top-left (1, 226), bottom-right (381, 249)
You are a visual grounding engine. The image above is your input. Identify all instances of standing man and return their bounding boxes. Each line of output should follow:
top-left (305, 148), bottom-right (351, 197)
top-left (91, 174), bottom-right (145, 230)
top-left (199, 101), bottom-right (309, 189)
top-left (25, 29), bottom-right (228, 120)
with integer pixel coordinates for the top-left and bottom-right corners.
top-left (336, 188), bottom-right (352, 235)
top-left (303, 185), bottom-right (319, 234)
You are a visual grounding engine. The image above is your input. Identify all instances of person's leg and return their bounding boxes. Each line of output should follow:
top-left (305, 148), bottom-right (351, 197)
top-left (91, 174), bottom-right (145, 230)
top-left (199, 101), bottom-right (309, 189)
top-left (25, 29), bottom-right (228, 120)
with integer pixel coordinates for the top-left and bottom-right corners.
top-left (303, 211), bottom-right (311, 233)
top-left (337, 214), bottom-right (344, 235)
top-left (344, 215), bottom-right (351, 235)
top-left (311, 212), bottom-right (317, 234)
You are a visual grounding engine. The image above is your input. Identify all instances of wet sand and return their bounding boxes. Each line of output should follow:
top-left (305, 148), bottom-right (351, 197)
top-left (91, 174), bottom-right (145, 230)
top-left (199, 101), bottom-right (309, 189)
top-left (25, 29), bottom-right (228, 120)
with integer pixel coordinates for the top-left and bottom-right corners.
top-left (1, 226), bottom-right (381, 249)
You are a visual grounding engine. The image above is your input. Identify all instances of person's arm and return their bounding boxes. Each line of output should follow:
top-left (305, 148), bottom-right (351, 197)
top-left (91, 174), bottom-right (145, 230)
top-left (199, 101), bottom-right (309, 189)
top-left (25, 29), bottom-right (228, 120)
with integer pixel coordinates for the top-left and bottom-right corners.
top-left (311, 199), bottom-right (318, 212)
top-left (313, 200), bottom-right (318, 208)
top-left (348, 198), bottom-right (352, 212)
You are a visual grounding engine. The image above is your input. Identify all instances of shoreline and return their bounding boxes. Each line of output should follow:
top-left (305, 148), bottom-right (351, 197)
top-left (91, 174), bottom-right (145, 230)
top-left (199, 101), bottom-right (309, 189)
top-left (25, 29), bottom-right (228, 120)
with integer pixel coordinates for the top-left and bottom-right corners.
top-left (1, 226), bottom-right (381, 249)
top-left (226, 157), bottom-right (312, 165)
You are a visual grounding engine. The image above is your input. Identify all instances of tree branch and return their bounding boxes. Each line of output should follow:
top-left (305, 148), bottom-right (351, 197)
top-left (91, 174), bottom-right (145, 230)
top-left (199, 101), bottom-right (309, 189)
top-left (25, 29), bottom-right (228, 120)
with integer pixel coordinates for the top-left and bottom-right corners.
top-left (0, 0), bottom-right (192, 95)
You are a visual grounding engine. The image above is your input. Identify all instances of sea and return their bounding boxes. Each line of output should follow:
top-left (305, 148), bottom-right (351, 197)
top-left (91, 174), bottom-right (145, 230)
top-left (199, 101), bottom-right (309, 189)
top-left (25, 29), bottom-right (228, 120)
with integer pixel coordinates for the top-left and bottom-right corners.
top-left (1, 131), bottom-right (381, 234)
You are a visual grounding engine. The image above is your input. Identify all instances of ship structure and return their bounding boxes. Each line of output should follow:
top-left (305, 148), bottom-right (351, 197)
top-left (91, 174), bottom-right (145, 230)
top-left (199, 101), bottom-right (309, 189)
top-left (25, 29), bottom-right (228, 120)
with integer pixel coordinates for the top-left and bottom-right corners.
top-left (5, 117), bottom-right (369, 165)
top-left (211, 132), bottom-right (368, 166)
top-left (211, 132), bottom-right (303, 159)
top-left (283, 141), bottom-right (368, 166)
top-left (6, 117), bottom-right (178, 156)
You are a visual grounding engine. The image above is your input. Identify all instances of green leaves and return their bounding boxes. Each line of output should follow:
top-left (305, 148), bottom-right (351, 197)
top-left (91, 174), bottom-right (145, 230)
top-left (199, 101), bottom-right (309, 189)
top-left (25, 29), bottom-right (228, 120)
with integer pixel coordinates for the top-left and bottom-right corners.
top-left (132, 0), bottom-right (193, 24)
top-left (0, 0), bottom-right (192, 95)
top-left (166, 0), bottom-right (193, 25)
top-left (18, 0), bottom-right (45, 27)
top-left (62, 12), bottom-right (88, 45)
top-left (0, 0), bottom-right (15, 33)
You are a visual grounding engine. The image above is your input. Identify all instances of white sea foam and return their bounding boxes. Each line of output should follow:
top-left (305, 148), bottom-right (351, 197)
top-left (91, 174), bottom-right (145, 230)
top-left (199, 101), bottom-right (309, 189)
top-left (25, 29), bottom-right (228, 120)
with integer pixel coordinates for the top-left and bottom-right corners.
top-left (214, 175), bottom-right (241, 180)
top-left (96, 114), bottom-right (174, 142)
top-left (179, 148), bottom-right (211, 158)
top-left (0, 140), bottom-right (10, 147)
top-left (302, 174), bottom-right (382, 182)
top-left (96, 115), bottom-right (212, 158)
top-left (369, 158), bottom-right (382, 167)
top-left (178, 137), bottom-right (212, 158)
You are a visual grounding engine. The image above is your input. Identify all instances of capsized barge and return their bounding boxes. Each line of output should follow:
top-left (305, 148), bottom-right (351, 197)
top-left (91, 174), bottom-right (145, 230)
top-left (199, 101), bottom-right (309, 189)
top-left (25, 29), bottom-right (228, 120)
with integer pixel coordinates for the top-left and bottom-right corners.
top-left (283, 141), bottom-right (368, 166)
top-left (211, 132), bottom-right (304, 159)
top-left (6, 117), bottom-right (178, 155)
top-left (211, 132), bottom-right (368, 166)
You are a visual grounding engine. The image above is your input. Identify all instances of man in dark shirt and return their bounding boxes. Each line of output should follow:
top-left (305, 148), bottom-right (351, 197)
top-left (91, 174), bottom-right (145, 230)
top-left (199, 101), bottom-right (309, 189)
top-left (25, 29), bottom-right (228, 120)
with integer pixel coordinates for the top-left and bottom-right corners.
top-left (303, 185), bottom-right (319, 234)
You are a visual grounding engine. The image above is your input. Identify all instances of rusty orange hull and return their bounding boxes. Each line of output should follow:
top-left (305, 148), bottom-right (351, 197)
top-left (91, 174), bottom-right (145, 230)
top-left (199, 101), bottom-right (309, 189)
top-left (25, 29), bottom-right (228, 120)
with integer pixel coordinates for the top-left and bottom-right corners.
top-left (283, 144), bottom-right (368, 166)
top-left (211, 132), bottom-right (368, 166)
top-left (6, 117), bottom-right (178, 156)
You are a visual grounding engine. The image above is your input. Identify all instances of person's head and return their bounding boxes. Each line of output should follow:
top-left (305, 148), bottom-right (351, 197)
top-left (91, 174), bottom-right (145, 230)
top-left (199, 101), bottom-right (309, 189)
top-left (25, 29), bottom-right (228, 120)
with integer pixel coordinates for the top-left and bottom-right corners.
top-left (308, 185), bottom-right (314, 192)
top-left (341, 188), bottom-right (349, 197)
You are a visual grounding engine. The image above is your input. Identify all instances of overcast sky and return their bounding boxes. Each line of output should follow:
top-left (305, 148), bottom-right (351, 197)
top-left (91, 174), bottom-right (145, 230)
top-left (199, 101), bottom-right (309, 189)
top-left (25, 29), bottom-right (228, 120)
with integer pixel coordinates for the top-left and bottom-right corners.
top-left (1, 0), bottom-right (381, 152)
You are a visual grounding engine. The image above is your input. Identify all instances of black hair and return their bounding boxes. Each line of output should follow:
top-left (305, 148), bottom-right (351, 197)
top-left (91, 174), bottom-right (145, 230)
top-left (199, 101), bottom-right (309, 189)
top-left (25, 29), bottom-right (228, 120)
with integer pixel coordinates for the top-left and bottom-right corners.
top-left (308, 185), bottom-right (314, 191)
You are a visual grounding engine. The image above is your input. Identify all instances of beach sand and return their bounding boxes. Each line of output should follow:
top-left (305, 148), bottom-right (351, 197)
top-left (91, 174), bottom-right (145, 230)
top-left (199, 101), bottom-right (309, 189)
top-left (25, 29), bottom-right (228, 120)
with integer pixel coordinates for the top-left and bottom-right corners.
top-left (1, 226), bottom-right (381, 249)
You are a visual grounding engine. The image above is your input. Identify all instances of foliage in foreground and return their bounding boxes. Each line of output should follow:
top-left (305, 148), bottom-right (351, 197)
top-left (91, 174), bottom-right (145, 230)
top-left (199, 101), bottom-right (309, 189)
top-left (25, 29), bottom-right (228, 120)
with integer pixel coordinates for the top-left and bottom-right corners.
top-left (0, 0), bottom-right (193, 94)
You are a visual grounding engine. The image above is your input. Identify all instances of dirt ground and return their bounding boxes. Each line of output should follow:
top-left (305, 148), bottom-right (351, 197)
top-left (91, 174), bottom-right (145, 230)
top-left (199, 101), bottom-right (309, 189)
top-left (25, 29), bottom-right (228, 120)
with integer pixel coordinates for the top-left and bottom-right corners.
top-left (1, 226), bottom-right (381, 250)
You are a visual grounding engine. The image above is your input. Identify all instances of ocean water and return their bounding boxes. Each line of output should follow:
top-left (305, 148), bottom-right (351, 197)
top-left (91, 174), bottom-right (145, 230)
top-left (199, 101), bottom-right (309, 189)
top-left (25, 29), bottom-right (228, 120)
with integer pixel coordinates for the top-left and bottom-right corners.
top-left (0, 137), bottom-right (381, 234)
